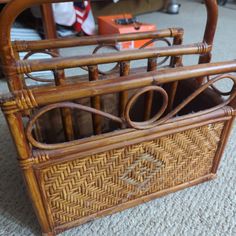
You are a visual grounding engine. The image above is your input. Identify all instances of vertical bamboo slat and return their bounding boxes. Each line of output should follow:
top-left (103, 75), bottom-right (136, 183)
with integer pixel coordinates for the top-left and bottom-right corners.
top-left (167, 34), bottom-right (184, 112)
top-left (119, 61), bottom-right (130, 117)
top-left (196, 0), bottom-right (218, 85)
top-left (54, 70), bottom-right (75, 141)
top-left (88, 65), bottom-right (102, 134)
top-left (144, 57), bottom-right (157, 120)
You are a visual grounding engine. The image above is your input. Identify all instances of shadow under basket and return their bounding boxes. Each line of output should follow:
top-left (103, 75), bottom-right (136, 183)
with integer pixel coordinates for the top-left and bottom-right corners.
top-left (25, 79), bottom-right (234, 234)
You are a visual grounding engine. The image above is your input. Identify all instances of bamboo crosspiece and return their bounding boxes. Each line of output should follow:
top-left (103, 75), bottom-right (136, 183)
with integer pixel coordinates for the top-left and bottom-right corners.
top-left (50, 67), bottom-right (74, 141)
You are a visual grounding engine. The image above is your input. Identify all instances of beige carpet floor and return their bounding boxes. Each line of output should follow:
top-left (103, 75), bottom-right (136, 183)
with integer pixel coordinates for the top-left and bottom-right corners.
top-left (0, 0), bottom-right (236, 235)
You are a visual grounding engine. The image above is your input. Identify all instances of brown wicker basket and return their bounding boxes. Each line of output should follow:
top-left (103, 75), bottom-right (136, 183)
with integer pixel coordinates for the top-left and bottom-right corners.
top-left (0, 0), bottom-right (236, 235)
top-left (1, 67), bottom-right (236, 236)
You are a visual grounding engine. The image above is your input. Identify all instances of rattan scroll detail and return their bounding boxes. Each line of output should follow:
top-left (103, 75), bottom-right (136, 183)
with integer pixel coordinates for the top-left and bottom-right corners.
top-left (91, 44), bottom-right (120, 75)
top-left (70, 44), bottom-right (120, 75)
top-left (40, 122), bottom-right (224, 226)
top-left (25, 74), bottom-right (236, 150)
top-left (127, 74), bottom-right (236, 129)
top-left (139, 38), bottom-right (171, 67)
top-left (22, 51), bottom-right (59, 83)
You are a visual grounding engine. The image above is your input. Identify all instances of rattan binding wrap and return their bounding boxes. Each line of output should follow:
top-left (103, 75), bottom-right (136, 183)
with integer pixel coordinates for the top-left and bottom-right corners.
top-left (40, 122), bottom-right (224, 226)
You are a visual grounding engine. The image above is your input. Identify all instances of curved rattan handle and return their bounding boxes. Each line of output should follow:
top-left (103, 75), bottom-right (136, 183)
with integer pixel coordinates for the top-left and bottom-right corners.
top-left (0, 0), bottom-right (218, 85)
top-left (0, 0), bottom-right (218, 51)
top-left (197, 0), bottom-right (218, 85)
top-left (0, 0), bottom-right (72, 91)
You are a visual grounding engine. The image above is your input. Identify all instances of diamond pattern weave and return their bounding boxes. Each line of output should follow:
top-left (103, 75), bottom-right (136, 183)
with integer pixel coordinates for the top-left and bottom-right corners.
top-left (40, 122), bottom-right (224, 226)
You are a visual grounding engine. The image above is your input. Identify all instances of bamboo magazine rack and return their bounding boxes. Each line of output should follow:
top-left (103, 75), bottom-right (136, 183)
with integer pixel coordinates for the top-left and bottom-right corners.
top-left (0, 0), bottom-right (236, 235)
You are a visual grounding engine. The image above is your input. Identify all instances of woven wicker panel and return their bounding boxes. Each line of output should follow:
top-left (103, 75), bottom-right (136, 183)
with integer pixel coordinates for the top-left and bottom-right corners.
top-left (40, 122), bottom-right (224, 226)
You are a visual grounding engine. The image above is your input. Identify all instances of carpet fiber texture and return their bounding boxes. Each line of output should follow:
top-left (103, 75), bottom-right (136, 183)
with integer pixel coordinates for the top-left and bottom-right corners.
top-left (0, 0), bottom-right (236, 235)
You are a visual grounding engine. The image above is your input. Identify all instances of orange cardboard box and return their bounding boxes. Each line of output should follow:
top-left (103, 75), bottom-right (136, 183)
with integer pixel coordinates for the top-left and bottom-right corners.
top-left (98, 14), bottom-right (157, 50)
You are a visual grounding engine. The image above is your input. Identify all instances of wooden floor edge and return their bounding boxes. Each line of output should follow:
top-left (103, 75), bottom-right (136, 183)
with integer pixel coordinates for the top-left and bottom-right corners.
top-left (54, 173), bottom-right (217, 234)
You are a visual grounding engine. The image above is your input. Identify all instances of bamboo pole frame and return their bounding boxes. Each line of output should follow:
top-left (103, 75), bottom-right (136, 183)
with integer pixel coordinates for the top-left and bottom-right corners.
top-left (14, 60), bottom-right (236, 107)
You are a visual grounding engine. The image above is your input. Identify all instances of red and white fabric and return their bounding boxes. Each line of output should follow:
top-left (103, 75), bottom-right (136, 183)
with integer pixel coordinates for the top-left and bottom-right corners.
top-left (50, 1), bottom-right (96, 35)
top-left (74, 1), bottom-right (96, 35)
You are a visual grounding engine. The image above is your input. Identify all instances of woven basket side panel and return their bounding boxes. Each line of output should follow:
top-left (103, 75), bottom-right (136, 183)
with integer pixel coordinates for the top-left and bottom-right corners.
top-left (40, 122), bottom-right (224, 226)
